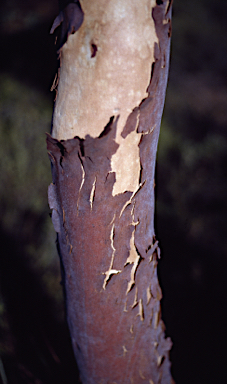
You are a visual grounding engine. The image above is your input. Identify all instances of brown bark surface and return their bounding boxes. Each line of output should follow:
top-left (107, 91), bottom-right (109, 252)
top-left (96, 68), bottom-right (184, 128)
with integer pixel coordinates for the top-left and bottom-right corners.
top-left (48, 1), bottom-right (174, 383)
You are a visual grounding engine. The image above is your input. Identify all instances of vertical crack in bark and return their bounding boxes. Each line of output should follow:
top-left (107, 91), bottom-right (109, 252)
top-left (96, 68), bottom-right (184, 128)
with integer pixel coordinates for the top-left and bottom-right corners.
top-left (130, 201), bottom-right (140, 227)
top-left (146, 285), bottom-right (153, 305)
top-left (146, 239), bottom-right (159, 262)
top-left (77, 155), bottom-right (85, 214)
top-left (125, 228), bottom-right (141, 295)
top-left (109, 213), bottom-right (116, 227)
top-left (119, 181), bottom-right (146, 219)
top-left (154, 308), bottom-right (160, 330)
top-left (165, 0), bottom-right (173, 15)
top-left (131, 287), bottom-right (138, 309)
top-left (125, 200), bottom-right (142, 295)
top-left (89, 176), bottom-right (96, 210)
top-left (137, 299), bottom-right (144, 321)
top-left (102, 223), bottom-right (121, 290)
top-left (139, 369), bottom-right (146, 379)
top-left (122, 345), bottom-right (128, 357)
top-left (157, 355), bottom-right (165, 367)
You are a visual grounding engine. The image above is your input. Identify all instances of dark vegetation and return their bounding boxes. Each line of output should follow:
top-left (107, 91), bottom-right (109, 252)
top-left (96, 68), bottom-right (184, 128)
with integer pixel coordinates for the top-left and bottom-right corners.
top-left (0, 0), bottom-right (227, 383)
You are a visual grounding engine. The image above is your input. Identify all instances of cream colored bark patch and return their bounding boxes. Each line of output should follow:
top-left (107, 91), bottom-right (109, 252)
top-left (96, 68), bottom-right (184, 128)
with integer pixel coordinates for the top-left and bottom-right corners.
top-left (52, 0), bottom-right (158, 195)
top-left (52, 0), bottom-right (158, 141)
top-left (111, 131), bottom-right (141, 195)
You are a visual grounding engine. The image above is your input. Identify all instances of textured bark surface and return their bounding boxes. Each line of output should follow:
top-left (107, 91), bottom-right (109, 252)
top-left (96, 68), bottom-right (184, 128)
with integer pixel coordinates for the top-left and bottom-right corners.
top-left (48, 0), bottom-right (174, 383)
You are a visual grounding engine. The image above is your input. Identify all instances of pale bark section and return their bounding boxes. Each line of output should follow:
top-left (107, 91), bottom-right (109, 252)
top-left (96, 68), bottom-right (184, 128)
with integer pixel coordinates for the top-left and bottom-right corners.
top-left (111, 130), bottom-right (142, 195)
top-left (52, 0), bottom-right (158, 194)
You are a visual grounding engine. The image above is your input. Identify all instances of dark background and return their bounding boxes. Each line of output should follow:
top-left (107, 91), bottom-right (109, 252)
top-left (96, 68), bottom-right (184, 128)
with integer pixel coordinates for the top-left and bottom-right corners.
top-left (0, 0), bottom-right (227, 383)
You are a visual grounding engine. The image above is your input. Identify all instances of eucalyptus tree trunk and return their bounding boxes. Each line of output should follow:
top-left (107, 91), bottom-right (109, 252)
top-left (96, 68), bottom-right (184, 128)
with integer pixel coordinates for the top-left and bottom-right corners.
top-left (47, 0), bottom-right (174, 383)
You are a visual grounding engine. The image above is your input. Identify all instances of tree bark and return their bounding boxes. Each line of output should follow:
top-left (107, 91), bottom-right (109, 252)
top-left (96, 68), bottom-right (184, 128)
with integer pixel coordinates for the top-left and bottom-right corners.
top-left (47, 0), bottom-right (174, 383)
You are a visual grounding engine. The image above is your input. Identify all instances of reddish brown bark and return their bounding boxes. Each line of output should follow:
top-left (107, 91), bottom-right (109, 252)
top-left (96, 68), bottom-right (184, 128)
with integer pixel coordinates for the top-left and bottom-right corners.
top-left (48, 1), bottom-right (174, 383)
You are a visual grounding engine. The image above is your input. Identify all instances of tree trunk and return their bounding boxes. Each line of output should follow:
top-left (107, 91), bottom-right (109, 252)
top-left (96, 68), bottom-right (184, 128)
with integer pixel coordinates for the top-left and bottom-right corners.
top-left (47, 0), bottom-right (174, 383)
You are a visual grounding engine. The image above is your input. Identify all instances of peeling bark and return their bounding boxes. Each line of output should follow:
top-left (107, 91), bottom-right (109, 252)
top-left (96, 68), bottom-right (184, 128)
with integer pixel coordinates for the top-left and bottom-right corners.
top-left (48, 0), bottom-right (174, 383)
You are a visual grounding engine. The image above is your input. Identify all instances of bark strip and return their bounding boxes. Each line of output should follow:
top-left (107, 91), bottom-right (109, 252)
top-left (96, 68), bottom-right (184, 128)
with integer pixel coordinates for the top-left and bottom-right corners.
top-left (48, 1), bottom-right (174, 383)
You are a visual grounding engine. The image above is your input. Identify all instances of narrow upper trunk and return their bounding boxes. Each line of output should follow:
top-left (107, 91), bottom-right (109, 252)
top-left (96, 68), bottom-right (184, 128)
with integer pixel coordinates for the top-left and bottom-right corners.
top-left (48, 0), bottom-right (174, 383)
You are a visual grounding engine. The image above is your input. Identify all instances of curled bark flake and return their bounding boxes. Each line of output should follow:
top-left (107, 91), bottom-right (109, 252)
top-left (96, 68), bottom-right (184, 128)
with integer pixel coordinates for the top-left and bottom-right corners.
top-left (50, 1), bottom-right (84, 52)
top-left (98, 116), bottom-right (115, 139)
top-left (121, 107), bottom-right (140, 139)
